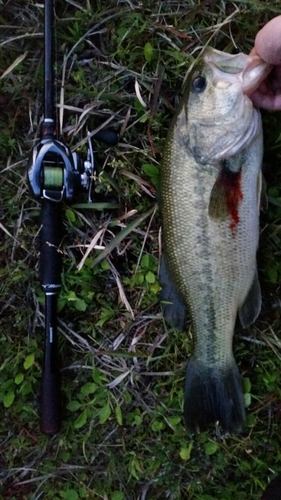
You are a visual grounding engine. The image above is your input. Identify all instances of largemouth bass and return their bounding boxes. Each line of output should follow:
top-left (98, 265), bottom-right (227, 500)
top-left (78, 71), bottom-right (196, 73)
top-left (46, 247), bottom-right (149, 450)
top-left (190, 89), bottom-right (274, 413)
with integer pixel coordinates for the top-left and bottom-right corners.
top-left (160, 48), bottom-right (271, 433)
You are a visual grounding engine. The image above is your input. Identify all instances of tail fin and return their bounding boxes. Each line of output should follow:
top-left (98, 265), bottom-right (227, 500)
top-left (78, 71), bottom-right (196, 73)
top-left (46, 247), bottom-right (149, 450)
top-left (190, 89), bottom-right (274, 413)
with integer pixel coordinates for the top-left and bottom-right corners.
top-left (184, 357), bottom-right (246, 433)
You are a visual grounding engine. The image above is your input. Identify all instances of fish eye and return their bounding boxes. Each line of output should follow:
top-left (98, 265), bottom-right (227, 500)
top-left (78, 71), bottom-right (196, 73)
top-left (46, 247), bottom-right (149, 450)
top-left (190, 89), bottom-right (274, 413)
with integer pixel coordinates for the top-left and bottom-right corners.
top-left (191, 75), bottom-right (207, 93)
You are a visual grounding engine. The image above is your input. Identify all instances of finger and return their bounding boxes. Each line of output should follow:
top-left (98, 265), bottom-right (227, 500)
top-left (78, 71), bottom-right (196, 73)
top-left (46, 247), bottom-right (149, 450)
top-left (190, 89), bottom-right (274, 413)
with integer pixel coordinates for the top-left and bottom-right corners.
top-left (250, 89), bottom-right (281, 111)
top-left (249, 47), bottom-right (258, 57)
top-left (255, 15), bottom-right (281, 65)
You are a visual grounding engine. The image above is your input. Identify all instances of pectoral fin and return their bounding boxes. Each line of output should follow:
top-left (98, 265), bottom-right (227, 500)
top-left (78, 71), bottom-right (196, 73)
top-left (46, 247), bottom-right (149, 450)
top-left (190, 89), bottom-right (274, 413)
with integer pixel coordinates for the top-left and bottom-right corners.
top-left (209, 178), bottom-right (229, 220)
top-left (257, 170), bottom-right (268, 212)
top-left (159, 253), bottom-right (187, 332)
top-left (238, 270), bottom-right (261, 328)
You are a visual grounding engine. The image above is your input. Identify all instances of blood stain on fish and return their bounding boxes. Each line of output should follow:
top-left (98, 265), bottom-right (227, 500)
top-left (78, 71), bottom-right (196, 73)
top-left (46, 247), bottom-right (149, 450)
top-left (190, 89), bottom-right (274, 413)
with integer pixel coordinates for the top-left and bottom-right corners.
top-left (218, 165), bottom-right (243, 232)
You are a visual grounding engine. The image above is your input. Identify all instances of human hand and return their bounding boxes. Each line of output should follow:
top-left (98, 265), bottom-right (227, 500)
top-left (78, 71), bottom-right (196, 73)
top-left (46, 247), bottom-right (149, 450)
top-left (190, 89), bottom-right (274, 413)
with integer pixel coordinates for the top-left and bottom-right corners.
top-left (250, 16), bottom-right (281, 111)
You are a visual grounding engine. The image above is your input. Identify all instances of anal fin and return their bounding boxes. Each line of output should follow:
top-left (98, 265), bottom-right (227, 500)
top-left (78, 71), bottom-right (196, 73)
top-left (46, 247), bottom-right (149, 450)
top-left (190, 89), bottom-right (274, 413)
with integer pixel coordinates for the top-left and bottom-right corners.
top-left (159, 253), bottom-right (187, 332)
top-left (239, 269), bottom-right (261, 328)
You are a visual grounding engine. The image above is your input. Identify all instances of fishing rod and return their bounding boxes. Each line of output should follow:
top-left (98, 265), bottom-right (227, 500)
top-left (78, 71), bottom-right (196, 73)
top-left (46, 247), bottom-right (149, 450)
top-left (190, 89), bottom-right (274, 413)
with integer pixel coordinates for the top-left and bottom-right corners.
top-left (27, 0), bottom-right (118, 434)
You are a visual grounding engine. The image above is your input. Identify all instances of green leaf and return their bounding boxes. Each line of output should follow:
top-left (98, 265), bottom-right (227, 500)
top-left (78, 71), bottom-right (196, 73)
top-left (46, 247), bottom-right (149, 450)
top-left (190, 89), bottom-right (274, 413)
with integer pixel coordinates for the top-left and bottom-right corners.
top-left (142, 163), bottom-right (159, 178)
top-left (150, 283), bottom-right (160, 294)
top-left (67, 290), bottom-right (77, 301)
top-left (91, 207), bottom-right (155, 268)
top-left (81, 383), bottom-right (97, 396)
top-left (101, 260), bottom-right (110, 270)
top-left (246, 412), bottom-right (256, 427)
top-left (74, 410), bottom-right (88, 429)
top-left (151, 419), bottom-right (165, 431)
top-left (23, 354), bottom-right (35, 370)
top-left (134, 272), bottom-right (144, 285)
top-left (115, 405), bottom-right (123, 425)
top-left (268, 186), bottom-right (279, 198)
top-left (134, 98), bottom-right (146, 112)
top-left (142, 163), bottom-right (160, 187)
top-left (140, 113), bottom-right (149, 123)
top-left (65, 209), bottom-right (76, 223)
top-left (266, 265), bottom-right (278, 284)
top-left (57, 297), bottom-right (67, 312)
top-left (204, 441), bottom-right (218, 455)
top-left (145, 271), bottom-right (155, 284)
top-left (243, 377), bottom-right (251, 393)
top-left (19, 381), bottom-right (32, 396)
top-left (117, 26), bottom-right (128, 39)
top-left (167, 416), bottom-right (181, 427)
top-left (92, 367), bottom-right (101, 384)
top-left (60, 450), bottom-right (70, 462)
top-left (128, 455), bottom-right (141, 480)
top-left (63, 489), bottom-right (79, 500)
top-left (3, 391), bottom-right (15, 408)
top-left (74, 298), bottom-right (87, 311)
top-left (99, 403), bottom-right (111, 424)
top-left (133, 414), bottom-right (142, 425)
top-left (14, 373), bottom-right (24, 385)
top-left (144, 42), bottom-right (153, 62)
top-left (67, 400), bottom-right (81, 412)
top-left (72, 202), bottom-right (119, 211)
top-left (244, 393), bottom-right (251, 408)
top-left (179, 443), bottom-right (193, 461)
top-left (140, 253), bottom-right (150, 269)
top-left (112, 492), bottom-right (124, 500)
top-left (96, 309), bottom-right (114, 327)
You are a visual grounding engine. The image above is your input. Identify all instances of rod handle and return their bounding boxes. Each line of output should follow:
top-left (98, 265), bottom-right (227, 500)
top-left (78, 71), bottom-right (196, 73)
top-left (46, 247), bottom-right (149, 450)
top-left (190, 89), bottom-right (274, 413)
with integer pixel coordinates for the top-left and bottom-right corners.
top-left (40, 366), bottom-right (61, 435)
top-left (40, 293), bottom-right (61, 435)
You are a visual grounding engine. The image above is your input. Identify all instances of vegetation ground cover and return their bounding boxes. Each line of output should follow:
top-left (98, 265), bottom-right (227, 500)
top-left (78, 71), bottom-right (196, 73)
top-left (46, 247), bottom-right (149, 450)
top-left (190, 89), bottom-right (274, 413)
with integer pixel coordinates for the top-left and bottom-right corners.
top-left (1, 1), bottom-right (281, 499)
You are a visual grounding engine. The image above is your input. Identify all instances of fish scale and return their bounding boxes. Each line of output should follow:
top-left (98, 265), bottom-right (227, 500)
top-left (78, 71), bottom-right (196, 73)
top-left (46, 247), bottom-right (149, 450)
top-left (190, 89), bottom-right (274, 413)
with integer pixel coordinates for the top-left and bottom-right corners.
top-left (160, 48), bottom-right (269, 433)
top-left (162, 145), bottom-right (259, 360)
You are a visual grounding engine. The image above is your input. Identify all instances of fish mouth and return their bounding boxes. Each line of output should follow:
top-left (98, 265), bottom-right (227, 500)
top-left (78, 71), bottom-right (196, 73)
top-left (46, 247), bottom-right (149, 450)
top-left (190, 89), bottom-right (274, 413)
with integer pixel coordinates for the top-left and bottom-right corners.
top-left (203, 48), bottom-right (272, 97)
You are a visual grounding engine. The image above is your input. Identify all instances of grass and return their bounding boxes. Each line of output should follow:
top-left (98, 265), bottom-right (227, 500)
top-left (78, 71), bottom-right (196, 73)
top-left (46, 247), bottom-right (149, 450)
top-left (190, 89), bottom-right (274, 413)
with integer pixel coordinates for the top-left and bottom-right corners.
top-left (1, 1), bottom-right (281, 499)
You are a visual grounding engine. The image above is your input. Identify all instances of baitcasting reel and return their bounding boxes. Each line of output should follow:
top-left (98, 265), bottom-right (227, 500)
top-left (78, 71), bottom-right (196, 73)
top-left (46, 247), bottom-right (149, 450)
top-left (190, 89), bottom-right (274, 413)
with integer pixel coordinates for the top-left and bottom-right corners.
top-left (27, 119), bottom-right (118, 204)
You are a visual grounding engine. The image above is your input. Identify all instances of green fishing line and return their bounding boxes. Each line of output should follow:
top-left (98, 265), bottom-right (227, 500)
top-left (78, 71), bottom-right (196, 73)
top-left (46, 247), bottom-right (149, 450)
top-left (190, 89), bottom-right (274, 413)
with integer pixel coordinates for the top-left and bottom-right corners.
top-left (43, 167), bottom-right (63, 188)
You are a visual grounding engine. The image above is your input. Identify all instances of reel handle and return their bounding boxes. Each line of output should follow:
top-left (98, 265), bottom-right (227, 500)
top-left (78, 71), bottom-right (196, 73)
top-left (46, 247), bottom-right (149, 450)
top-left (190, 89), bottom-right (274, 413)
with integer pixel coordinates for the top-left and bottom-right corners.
top-left (93, 128), bottom-right (119, 146)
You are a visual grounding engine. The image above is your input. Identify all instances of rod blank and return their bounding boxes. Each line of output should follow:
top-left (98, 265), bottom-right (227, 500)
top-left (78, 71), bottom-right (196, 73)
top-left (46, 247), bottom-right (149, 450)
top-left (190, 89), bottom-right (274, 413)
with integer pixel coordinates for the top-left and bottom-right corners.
top-left (44, 0), bottom-right (54, 121)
